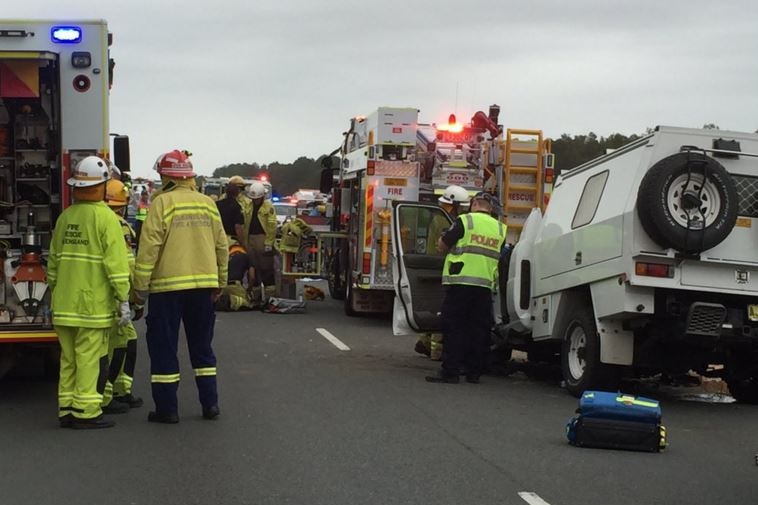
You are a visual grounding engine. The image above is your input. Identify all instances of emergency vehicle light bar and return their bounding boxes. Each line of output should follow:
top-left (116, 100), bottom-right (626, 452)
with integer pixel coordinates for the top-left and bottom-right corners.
top-left (51, 26), bottom-right (82, 44)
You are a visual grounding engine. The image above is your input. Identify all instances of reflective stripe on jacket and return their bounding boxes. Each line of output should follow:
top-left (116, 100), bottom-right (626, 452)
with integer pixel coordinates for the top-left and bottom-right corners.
top-left (136, 202), bottom-right (149, 221)
top-left (48, 201), bottom-right (131, 328)
top-left (134, 184), bottom-right (229, 293)
top-left (442, 212), bottom-right (506, 290)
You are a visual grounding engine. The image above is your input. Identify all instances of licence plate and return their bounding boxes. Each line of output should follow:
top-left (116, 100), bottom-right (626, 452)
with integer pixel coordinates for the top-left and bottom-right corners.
top-left (748, 305), bottom-right (758, 322)
top-left (384, 178), bottom-right (407, 187)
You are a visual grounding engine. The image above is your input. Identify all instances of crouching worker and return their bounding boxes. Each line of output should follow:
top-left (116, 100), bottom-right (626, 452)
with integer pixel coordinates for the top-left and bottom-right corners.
top-left (215, 243), bottom-right (255, 311)
top-left (100, 179), bottom-right (144, 413)
top-left (48, 156), bottom-right (131, 429)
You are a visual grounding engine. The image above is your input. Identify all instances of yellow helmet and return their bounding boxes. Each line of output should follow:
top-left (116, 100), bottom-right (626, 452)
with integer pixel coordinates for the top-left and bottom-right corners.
top-left (228, 175), bottom-right (246, 188)
top-left (105, 179), bottom-right (129, 207)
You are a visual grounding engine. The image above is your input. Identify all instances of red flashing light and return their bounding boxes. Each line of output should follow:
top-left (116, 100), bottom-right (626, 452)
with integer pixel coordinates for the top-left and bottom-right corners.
top-left (260, 174), bottom-right (268, 182)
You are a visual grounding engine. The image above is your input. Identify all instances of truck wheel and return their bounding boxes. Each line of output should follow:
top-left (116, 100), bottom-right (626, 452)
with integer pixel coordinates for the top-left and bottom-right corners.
top-left (344, 280), bottom-right (358, 317)
top-left (559, 297), bottom-right (620, 397)
top-left (725, 356), bottom-right (758, 404)
top-left (328, 253), bottom-right (346, 301)
top-left (637, 152), bottom-right (738, 254)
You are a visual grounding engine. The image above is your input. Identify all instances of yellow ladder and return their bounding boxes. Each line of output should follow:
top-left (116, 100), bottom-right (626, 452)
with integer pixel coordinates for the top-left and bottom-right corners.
top-left (501, 129), bottom-right (551, 243)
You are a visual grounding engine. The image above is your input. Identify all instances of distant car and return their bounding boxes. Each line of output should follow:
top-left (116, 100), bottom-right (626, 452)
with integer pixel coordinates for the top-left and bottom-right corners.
top-left (273, 202), bottom-right (297, 227)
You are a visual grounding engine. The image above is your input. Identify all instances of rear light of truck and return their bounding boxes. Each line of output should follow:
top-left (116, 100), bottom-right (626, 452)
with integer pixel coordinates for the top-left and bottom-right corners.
top-left (545, 168), bottom-right (554, 184)
top-left (367, 160), bottom-right (375, 175)
top-left (635, 262), bottom-right (674, 278)
top-left (362, 253), bottom-right (372, 274)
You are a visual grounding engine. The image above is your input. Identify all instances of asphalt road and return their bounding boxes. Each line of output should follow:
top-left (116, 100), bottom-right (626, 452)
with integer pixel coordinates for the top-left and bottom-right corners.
top-left (1, 299), bottom-right (757, 505)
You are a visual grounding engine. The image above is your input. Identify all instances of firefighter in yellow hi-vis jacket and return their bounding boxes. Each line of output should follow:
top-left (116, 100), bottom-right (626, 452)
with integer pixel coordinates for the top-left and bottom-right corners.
top-left (134, 150), bottom-right (228, 424)
top-left (48, 156), bottom-right (130, 429)
top-left (100, 179), bottom-right (143, 413)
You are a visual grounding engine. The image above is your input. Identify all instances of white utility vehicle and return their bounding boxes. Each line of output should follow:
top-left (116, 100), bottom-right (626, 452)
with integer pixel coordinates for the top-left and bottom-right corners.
top-left (504, 126), bottom-right (758, 401)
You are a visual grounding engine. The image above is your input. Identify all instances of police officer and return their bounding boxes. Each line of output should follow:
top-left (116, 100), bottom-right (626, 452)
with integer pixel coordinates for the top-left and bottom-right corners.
top-left (101, 179), bottom-right (144, 411)
top-left (426, 192), bottom-right (506, 384)
top-left (417, 185), bottom-right (471, 358)
top-left (134, 150), bottom-right (228, 423)
top-left (48, 156), bottom-right (131, 428)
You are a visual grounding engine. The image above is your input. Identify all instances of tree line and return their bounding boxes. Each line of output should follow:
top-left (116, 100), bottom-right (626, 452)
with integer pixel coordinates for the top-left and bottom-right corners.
top-left (211, 156), bottom-right (326, 197)
top-left (210, 124), bottom-right (755, 194)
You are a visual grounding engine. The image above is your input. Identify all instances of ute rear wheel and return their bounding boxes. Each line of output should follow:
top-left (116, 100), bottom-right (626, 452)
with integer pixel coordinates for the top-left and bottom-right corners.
top-left (559, 296), bottom-right (621, 397)
top-left (637, 152), bottom-right (738, 254)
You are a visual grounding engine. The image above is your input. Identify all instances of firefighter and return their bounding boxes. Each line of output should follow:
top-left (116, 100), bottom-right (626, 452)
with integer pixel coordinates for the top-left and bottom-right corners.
top-left (426, 191), bottom-right (506, 384)
top-left (48, 156), bottom-right (131, 429)
top-left (134, 150), bottom-right (228, 423)
top-left (246, 181), bottom-right (278, 304)
top-left (416, 185), bottom-right (471, 358)
top-left (134, 190), bottom-right (150, 247)
top-left (101, 178), bottom-right (144, 411)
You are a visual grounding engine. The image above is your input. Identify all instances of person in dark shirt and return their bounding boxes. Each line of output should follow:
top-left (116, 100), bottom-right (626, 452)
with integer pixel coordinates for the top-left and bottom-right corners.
top-left (216, 176), bottom-right (246, 247)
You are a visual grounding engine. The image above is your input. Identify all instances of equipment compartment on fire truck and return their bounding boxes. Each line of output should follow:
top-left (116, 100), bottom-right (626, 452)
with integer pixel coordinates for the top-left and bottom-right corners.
top-left (0, 19), bottom-right (125, 374)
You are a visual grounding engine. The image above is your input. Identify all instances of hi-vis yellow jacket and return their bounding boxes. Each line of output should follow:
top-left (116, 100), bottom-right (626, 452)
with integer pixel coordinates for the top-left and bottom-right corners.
top-left (239, 195), bottom-right (277, 247)
top-left (134, 184), bottom-right (228, 293)
top-left (48, 201), bottom-right (130, 328)
top-left (117, 215), bottom-right (136, 283)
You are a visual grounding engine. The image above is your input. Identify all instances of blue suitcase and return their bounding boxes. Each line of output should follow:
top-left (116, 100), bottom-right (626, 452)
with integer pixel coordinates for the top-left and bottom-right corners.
top-left (567, 391), bottom-right (667, 452)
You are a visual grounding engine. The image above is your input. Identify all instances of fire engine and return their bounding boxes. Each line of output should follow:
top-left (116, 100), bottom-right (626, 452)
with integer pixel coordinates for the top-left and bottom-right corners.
top-left (311, 106), bottom-right (553, 316)
top-left (0, 19), bottom-right (129, 375)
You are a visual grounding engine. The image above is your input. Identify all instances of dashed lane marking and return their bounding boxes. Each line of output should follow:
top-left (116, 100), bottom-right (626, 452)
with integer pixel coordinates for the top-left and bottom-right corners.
top-left (316, 328), bottom-right (351, 351)
top-left (518, 492), bottom-right (552, 505)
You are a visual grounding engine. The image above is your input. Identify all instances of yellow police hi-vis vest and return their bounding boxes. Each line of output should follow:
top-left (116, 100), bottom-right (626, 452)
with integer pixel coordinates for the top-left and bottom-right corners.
top-left (442, 212), bottom-right (506, 290)
top-left (47, 201), bottom-right (131, 328)
top-left (134, 184), bottom-right (229, 293)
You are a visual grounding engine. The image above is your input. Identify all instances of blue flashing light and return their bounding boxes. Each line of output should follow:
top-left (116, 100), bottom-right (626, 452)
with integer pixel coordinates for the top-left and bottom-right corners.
top-left (272, 196), bottom-right (280, 202)
top-left (51, 26), bottom-right (82, 44)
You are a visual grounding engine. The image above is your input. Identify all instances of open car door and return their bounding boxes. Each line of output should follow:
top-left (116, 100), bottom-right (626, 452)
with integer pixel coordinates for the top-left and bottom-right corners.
top-left (391, 201), bottom-right (453, 335)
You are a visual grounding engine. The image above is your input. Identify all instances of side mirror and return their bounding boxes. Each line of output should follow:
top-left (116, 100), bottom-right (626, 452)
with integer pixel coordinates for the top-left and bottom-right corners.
top-left (320, 168), bottom-right (333, 195)
top-left (113, 135), bottom-right (130, 173)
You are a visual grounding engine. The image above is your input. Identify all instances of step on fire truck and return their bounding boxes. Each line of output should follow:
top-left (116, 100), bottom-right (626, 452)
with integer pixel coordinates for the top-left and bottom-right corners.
top-left (0, 19), bottom-right (130, 376)
top-left (292, 105), bottom-right (552, 316)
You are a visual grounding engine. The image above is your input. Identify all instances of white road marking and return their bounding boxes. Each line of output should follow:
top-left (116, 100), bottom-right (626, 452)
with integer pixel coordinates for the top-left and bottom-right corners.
top-left (316, 328), bottom-right (350, 351)
top-left (518, 492), bottom-right (552, 505)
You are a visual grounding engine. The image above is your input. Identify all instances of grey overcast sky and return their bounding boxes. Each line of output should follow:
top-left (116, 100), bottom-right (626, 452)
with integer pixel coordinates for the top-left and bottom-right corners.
top-left (5, 0), bottom-right (758, 177)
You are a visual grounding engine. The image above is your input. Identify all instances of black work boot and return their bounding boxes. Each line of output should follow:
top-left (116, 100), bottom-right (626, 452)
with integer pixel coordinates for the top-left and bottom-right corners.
top-left (103, 401), bottom-right (130, 414)
top-left (202, 405), bottom-right (220, 420)
top-left (425, 373), bottom-right (460, 384)
top-left (59, 414), bottom-right (74, 428)
top-left (72, 415), bottom-right (115, 430)
top-left (114, 393), bottom-right (144, 408)
top-left (148, 411), bottom-right (179, 424)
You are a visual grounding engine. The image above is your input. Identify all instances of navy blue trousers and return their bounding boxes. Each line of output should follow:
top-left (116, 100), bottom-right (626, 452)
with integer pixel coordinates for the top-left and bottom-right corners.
top-left (440, 285), bottom-right (493, 378)
top-left (146, 288), bottom-right (218, 415)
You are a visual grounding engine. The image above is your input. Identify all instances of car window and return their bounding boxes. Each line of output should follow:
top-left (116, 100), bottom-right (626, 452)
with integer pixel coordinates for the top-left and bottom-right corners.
top-left (398, 205), bottom-right (451, 256)
top-left (572, 170), bottom-right (608, 229)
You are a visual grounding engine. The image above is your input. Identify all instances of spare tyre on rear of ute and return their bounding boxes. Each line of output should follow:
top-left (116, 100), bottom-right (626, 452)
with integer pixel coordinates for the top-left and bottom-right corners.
top-left (637, 152), bottom-right (738, 254)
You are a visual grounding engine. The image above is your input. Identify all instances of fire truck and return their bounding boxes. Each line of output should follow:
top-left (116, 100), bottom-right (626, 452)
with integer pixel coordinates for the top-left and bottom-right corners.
top-left (0, 19), bottom-right (129, 376)
top-left (311, 106), bottom-right (553, 316)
